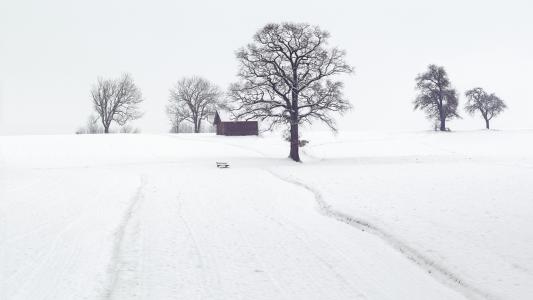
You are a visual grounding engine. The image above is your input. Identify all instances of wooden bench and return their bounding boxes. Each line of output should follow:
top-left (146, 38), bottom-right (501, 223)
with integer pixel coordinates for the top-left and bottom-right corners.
top-left (216, 162), bottom-right (230, 168)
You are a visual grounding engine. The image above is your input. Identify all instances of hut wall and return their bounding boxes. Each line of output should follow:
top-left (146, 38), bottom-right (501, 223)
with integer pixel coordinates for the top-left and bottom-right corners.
top-left (217, 121), bottom-right (258, 136)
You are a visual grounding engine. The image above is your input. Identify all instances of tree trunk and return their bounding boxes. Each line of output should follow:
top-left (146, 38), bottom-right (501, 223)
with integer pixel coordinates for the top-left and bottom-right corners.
top-left (289, 114), bottom-right (300, 162)
top-left (101, 118), bottom-right (109, 134)
top-left (485, 118), bottom-right (490, 129)
top-left (289, 70), bottom-right (301, 162)
top-left (439, 117), bottom-right (446, 131)
top-left (439, 98), bottom-right (446, 131)
top-left (193, 117), bottom-right (200, 133)
top-left (191, 114), bottom-right (198, 133)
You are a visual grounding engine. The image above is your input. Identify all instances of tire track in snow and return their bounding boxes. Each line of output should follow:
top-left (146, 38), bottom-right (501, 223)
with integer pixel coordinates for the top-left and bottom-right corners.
top-left (175, 195), bottom-right (216, 300)
top-left (249, 204), bottom-right (367, 299)
top-left (102, 175), bottom-right (146, 300)
top-left (266, 170), bottom-right (496, 300)
top-left (179, 135), bottom-right (493, 299)
top-left (248, 202), bottom-right (367, 299)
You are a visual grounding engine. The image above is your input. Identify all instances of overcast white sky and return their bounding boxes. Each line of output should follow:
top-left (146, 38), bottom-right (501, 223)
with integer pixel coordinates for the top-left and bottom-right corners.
top-left (1, 0), bottom-right (532, 135)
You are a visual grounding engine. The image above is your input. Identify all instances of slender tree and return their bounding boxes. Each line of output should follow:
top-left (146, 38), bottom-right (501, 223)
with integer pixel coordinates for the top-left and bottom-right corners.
top-left (75, 114), bottom-right (103, 134)
top-left (414, 65), bottom-right (460, 131)
top-left (165, 101), bottom-right (190, 133)
top-left (91, 73), bottom-right (143, 133)
top-left (228, 23), bottom-right (353, 161)
top-left (85, 114), bottom-right (102, 134)
top-left (169, 77), bottom-right (221, 133)
top-left (465, 87), bottom-right (507, 129)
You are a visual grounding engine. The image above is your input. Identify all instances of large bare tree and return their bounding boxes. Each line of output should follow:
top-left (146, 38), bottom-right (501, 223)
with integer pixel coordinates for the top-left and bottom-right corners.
top-left (465, 87), bottom-right (507, 129)
top-left (91, 73), bottom-right (143, 133)
top-left (169, 77), bottom-right (221, 133)
top-left (414, 65), bottom-right (460, 131)
top-left (228, 23), bottom-right (353, 162)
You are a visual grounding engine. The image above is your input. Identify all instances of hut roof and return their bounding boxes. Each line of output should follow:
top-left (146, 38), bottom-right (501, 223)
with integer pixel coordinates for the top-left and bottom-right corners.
top-left (213, 110), bottom-right (233, 124)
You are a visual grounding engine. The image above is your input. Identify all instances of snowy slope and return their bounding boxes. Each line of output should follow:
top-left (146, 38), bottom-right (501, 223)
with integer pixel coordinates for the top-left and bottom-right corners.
top-left (1, 131), bottom-right (532, 299)
top-left (289, 130), bottom-right (533, 300)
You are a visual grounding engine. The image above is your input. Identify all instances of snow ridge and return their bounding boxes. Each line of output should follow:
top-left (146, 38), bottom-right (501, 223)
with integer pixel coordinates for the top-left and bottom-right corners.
top-left (101, 175), bottom-right (146, 300)
top-left (267, 170), bottom-right (495, 300)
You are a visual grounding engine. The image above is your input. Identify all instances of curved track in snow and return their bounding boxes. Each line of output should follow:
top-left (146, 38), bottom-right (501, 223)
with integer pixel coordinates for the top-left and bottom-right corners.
top-left (266, 170), bottom-right (493, 300)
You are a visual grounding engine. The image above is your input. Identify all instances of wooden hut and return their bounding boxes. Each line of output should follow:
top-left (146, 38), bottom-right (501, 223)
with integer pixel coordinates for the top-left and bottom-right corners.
top-left (213, 111), bottom-right (258, 136)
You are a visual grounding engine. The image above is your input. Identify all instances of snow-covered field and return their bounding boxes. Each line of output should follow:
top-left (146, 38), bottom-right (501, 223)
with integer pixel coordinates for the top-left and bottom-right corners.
top-left (1, 130), bottom-right (532, 299)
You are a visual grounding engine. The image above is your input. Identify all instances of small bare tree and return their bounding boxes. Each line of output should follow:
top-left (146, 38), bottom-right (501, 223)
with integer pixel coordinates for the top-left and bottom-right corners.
top-left (91, 73), bottom-right (143, 133)
top-left (86, 114), bottom-right (103, 134)
top-left (165, 101), bottom-right (190, 133)
top-left (120, 125), bottom-right (141, 133)
top-left (465, 87), bottom-right (507, 129)
top-left (168, 77), bottom-right (221, 133)
top-left (414, 65), bottom-right (460, 131)
top-left (228, 23), bottom-right (353, 162)
top-left (75, 114), bottom-right (103, 134)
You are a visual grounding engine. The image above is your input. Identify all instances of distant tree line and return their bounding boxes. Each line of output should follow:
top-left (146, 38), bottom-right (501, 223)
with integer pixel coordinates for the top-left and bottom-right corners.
top-left (414, 65), bottom-right (507, 131)
top-left (77, 22), bottom-right (509, 162)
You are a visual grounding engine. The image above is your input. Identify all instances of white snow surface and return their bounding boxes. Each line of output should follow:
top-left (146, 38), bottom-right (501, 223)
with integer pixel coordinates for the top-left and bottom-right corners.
top-left (1, 130), bottom-right (532, 300)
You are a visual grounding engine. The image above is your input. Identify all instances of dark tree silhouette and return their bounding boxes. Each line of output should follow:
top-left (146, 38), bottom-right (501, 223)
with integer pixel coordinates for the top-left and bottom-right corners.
top-left (465, 87), bottom-right (507, 129)
top-left (91, 73), bottom-right (143, 133)
top-left (169, 77), bottom-right (221, 133)
top-left (414, 65), bottom-right (460, 131)
top-left (228, 23), bottom-right (353, 161)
